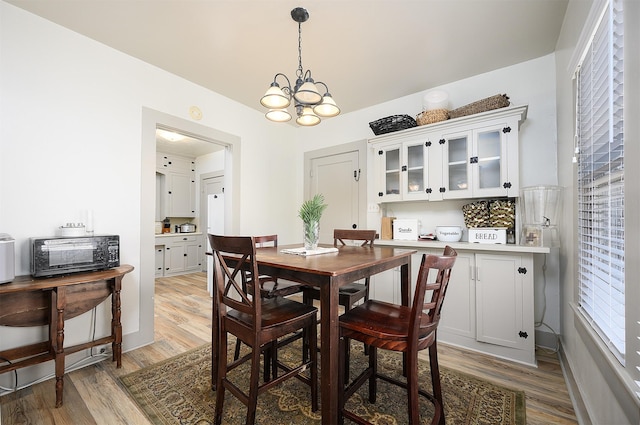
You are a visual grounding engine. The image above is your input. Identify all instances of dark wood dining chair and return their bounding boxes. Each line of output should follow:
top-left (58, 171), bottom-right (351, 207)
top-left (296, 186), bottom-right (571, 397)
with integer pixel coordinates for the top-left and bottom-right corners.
top-left (338, 246), bottom-right (458, 425)
top-left (302, 229), bottom-right (377, 377)
top-left (251, 235), bottom-right (304, 298)
top-left (236, 234), bottom-right (305, 378)
top-left (210, 235), bottom-right (318, 425)
top-left (303, 228), bottom-right (377, 309)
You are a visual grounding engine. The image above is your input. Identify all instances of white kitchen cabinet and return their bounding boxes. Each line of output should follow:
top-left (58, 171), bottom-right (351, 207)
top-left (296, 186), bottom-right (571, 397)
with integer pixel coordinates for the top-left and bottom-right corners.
top-left (440, 120), bottom-right (519, 199)
top-left (438, 250), bottom-right (535, 365)
top-left (370, 241), bottom-right (537, 366)
top-left (154, 245), bottom-right (164, 277)
top-left (156, 152), bottom-right (196, 218)
top-left (158, 234), bottom-right (203, 277)
top-left (373, 137), bottom-right (436, 202)
top-left (369, 105), bottom-right (527, 202)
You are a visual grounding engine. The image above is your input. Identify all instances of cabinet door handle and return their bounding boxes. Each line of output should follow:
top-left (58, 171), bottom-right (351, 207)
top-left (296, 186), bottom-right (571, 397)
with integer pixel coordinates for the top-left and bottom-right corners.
top-left (470, 156), bottom-right (478, 164)
top-left (475, 265), bottom-right (480, 281)
top-left (503, 182), bottom-right (512, 189)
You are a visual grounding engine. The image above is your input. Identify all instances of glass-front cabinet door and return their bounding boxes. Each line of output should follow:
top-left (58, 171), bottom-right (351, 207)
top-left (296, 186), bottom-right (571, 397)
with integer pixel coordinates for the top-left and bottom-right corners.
top-left (375, 143), bottom-right (402, 202)
top-left (443, 131), bottom-right (472, 199)
top-left (473, 125), bottom-right (508, 197)
top-left (402, 140), bottom-right (429, 200)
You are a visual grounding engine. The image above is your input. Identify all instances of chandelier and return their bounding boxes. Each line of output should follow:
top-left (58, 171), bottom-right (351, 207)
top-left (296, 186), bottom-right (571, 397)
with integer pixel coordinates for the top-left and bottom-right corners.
top-left (260, 7), bottom-right (340, 126)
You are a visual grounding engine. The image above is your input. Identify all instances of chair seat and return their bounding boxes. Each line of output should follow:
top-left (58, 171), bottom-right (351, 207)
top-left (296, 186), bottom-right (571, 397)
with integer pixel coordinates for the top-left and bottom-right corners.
top-left (259, 278), bottom-right (305, 298)
top-left (305, 282), bottom-right (367, 305)
top-left (340, 299), bottom-right (436, 343)
top-left (229, 297), bottom-right (317, 330)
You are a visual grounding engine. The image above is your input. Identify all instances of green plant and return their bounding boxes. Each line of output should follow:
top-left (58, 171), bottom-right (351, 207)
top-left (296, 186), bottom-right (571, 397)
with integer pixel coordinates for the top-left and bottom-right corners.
top-left (298, 194), bottom-right (328, 224)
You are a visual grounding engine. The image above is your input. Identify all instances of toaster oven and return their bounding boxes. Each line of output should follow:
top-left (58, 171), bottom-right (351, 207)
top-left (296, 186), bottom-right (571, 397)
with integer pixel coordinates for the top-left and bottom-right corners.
top-left (30, 235), bottom-right (120, 277)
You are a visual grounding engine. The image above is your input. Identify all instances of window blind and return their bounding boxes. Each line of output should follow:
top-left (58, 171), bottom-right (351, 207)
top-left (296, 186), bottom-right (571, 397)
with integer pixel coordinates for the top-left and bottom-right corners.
top-left (576, 0), bottom-right (625, 362)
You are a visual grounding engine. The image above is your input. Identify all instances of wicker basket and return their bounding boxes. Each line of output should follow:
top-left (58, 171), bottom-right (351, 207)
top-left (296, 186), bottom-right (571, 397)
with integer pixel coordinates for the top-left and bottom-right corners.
top-left (449, 94), bottom-right (510, 119)
top-left (462, 201), bottom-right (491, 228)
top-left (369, 115), bottom-right (417, 135)
top-left (416, 109), bottom-right (449, 126)
top-left (489, 199), bottom-right (515, 228)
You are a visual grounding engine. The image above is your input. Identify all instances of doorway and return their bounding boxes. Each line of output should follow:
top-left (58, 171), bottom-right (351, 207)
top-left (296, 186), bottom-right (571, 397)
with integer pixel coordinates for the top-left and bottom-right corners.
top-left (136, 107), bottom-right (241, 350)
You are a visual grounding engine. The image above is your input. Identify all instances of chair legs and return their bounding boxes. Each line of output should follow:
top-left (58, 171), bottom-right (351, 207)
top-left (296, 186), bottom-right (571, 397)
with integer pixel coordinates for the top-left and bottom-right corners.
top-left (338, 340), bottom-right (445, 425)
top-left (216, 325), bottom-right (318, 425)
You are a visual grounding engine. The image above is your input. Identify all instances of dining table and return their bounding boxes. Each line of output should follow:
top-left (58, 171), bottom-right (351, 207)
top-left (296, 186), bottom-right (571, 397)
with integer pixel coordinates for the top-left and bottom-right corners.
top-left (210, 243), bottom-right (416, 425)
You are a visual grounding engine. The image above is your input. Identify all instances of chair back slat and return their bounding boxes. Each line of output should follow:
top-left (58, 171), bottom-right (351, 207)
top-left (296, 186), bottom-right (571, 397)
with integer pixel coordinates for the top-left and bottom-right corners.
top-left (253, 234), bottom-right (277, 248)
top-left (209, 234), bottom-right (262, 328)
top-left (333, 229), bottom-right (377, 247)
top-left (410, 246), bottom-right (457, 343)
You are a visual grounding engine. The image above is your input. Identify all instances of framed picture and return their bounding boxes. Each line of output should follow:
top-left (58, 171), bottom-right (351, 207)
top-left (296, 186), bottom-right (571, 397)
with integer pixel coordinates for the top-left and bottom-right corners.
top-left (522, 225), bottom-right (542, 247)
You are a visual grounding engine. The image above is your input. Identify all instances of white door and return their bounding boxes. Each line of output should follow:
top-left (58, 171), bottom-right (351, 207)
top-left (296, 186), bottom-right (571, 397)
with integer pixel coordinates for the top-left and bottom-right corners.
top-left (309, 151), bottom-right (360, 244)
top-left (203, 176), bottom-right (224, 295)
top-left (201, 175), bottom-right (224, 237)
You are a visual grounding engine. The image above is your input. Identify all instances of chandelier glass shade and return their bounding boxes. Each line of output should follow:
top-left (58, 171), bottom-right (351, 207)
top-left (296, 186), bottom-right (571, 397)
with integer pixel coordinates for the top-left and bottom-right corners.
top-left (260, 7), bottom-right (340, 126)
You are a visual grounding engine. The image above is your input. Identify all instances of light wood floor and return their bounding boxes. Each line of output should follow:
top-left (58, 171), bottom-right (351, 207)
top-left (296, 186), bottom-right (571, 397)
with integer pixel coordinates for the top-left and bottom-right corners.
top-left (0, 272), bottom-right (577, 424)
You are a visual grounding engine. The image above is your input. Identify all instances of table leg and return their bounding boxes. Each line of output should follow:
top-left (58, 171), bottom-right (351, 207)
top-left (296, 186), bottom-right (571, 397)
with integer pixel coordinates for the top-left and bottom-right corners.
top-left (211, 272), bottom-right (218, 391)
top-left (400, 262), bottom-right (410, 377)
top-left (53, 287), bottom-right (66, 408)
top-left (319, 281), bottom-right (340, 425)
top-left (111, 276), bottom-right (123, 367)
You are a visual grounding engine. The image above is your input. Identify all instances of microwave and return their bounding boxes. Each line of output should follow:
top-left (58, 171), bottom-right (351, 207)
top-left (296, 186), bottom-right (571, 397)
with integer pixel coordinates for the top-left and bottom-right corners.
top-left (30, 235), bottom-right (120, 277)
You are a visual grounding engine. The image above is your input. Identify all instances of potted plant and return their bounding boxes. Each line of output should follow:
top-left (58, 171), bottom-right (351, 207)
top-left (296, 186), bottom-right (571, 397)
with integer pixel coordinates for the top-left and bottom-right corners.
top-left (298, 194), bottom-right (328, 250)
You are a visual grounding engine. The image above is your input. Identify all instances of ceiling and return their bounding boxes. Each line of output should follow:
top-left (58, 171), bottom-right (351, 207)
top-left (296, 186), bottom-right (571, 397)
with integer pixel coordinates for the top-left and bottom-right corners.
top-left (7, 0), bottom-right (568, 118)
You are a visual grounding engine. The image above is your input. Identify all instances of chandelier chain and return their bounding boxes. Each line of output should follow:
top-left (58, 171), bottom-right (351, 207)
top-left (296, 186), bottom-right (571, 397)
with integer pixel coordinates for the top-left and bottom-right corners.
top-left (296, 21), bottom-right (304, 80)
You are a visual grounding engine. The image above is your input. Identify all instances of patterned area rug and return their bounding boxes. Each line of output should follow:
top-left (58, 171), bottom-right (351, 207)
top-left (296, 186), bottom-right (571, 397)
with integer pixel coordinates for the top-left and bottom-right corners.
top-left (121, 342), bottom-right (525, 424)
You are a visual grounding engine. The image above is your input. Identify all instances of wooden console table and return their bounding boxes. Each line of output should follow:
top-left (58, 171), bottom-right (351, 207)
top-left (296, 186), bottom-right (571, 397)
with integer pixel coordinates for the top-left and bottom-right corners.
top-left (0, 265), bottom-right (134, 407)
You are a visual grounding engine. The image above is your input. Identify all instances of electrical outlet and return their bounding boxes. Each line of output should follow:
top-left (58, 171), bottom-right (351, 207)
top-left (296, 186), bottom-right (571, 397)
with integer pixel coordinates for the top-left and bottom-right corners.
top-left (367, 203), bottom-right (380, 213)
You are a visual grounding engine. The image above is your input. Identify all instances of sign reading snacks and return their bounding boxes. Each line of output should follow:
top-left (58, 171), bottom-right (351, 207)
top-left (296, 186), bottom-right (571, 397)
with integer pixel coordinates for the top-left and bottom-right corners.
top-left (393, 219), bottom-right (419, 240)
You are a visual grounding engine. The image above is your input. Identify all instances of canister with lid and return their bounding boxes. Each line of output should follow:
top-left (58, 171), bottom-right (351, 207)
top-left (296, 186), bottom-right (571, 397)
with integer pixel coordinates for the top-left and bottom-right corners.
top-left (0, 233), bottom-right (15, 284)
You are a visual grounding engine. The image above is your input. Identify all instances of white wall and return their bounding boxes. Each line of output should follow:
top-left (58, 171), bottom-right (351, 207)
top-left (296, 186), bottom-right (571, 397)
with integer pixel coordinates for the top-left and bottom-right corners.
top-left (0, 1), bottom-right (299, 390)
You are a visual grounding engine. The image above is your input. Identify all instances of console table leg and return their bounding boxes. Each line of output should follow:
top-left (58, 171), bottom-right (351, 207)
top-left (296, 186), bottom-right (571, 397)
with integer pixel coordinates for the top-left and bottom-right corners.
top-left (54, 287), bottom-right (66, 407)
top-left (112, 276), bottom-right (123, 367)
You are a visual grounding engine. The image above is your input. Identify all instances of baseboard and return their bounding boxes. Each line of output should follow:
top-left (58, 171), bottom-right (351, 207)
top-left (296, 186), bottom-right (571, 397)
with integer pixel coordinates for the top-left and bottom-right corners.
top-left (558, 343), bottom-right (591, 425)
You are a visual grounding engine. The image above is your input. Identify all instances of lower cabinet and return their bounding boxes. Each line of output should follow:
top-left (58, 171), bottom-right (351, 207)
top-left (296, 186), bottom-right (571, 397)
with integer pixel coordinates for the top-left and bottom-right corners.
top-left (156, 235), bottom-right (203, 277)
top-left (370, 248), bottom-right (535, 366)
top-left (155, 245), bottom-right (164, 277)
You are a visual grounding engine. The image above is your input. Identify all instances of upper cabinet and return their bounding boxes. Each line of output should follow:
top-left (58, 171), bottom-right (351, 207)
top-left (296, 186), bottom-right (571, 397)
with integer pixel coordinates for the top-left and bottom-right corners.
top-left (370, 105), bottom-right (527, 202)
top-left (156, 153), bottom-right (196, 218)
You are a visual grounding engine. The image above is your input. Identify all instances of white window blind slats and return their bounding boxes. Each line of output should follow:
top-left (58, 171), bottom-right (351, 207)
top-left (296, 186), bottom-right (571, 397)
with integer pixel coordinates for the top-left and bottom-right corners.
top-left (576, 0), bottom-right (625, 363)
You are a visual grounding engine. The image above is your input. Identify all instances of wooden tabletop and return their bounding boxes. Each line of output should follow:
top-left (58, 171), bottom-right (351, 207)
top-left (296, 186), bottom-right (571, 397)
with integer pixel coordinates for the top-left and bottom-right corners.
top-left (0, 265), bottom-right (135, 294)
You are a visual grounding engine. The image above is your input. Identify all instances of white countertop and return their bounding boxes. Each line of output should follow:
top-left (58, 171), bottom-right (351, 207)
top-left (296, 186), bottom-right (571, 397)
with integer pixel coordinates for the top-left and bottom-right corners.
top-left (155, 232), bottom-right (203, 238)
top-left (374, 238), bottom-right (550, 254)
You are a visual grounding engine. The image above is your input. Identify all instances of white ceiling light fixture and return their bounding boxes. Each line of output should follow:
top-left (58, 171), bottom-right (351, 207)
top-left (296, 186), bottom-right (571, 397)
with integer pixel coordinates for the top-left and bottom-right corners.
top-left (157, 129), bottom-right (185, 142)
top-left (260, 7), bottom-right (340, 127)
